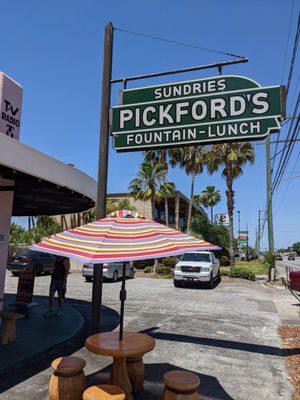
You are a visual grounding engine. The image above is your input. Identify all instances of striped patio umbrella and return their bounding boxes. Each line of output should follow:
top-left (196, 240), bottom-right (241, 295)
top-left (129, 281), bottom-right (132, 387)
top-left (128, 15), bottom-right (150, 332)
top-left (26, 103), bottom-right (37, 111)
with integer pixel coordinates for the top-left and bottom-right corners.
top-left (30, 210), bottom-right (220, 338)
top-left (30, 210), bottom-right (220, 263)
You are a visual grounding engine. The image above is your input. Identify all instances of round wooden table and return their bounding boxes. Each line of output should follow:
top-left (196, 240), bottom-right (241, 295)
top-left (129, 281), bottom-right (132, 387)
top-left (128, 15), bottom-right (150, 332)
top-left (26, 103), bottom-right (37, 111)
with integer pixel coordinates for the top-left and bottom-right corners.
top-left (85, 331), bottom-right (155, 400)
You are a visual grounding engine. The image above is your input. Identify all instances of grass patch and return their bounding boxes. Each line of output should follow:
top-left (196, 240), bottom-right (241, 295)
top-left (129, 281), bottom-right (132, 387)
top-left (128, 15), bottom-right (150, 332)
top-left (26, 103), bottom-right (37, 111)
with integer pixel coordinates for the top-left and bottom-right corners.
top-left (235, 261), bottom-right (268, 274)
top-left (221, 261), bottom-right (268, 281)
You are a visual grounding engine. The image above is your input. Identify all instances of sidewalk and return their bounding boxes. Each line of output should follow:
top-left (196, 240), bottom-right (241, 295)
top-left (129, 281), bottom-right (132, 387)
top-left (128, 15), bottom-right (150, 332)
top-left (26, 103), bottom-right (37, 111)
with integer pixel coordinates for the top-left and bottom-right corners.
top-left (0, 294), bottom-right (84, 376)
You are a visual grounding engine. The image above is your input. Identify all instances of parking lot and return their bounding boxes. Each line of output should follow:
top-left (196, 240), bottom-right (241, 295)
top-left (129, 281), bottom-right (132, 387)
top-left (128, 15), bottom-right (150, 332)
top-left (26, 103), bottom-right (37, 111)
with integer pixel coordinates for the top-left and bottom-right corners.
top-left (2, 272), bottom-right (296, 400)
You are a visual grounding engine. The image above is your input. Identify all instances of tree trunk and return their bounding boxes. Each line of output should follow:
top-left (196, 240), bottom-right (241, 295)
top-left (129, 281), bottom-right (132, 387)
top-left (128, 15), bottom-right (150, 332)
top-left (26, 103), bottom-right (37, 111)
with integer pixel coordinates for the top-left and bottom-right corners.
top-left (211, 206), bottom-right (213, 223)
top-left (225, 165), bottom-right (235, 268)
top-left (151, 191), bottom-right (156, 221)
top-left (151, 190), bottom-right (158, 272)
top-left (164, 194), bottom-right (169, 226)
top-left (187, 172), bottom-right (195, 233)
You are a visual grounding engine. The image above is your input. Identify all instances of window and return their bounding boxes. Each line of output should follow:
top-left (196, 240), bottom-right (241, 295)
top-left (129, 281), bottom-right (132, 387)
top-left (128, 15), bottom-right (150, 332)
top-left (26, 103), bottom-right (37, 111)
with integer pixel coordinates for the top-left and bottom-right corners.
top-left (180, 253), bottom-right (211, 262)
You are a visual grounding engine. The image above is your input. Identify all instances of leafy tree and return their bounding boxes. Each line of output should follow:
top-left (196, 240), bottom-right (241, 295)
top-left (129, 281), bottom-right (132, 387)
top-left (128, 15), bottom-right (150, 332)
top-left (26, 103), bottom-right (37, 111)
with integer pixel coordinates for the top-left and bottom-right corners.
top-left (292, 242), bottom-right (300, 255)
top-left (81, 199), bottom-right (136, 224)
top-left (36, 216), bottom-right (60, 233)
top-left (129, 160), bottom-right (174, 220)
top-left (169, 146), bottom-right (205, 233)
top-left (277, 248), bottom-right (287, 254)
top-left (144, 150), bottom-right (175, 226)
top-left (206, 143), bottom-right (255, 268)
top-left (264, 252), bottom-right (276, 282)
top-left (106, 198), bottom-right (136, 215)
top-left (10, 222), bottom-right (27, 245)
top-left (190, 215), bottom-right (229, 257)
top-left (194, 185), bottom-right (221, 222)
top-left (233, 239), bottom-right (239, 252)
top-left (10, 217), bottom-right (61, 246)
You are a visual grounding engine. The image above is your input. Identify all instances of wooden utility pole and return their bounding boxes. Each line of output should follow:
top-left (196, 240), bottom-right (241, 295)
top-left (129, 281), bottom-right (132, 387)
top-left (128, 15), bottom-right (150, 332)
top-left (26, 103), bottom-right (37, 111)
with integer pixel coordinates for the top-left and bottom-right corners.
top-left (91, 22), bottom-right (114, 334)
top-left (257, 210), bottom-right (261, 257)
top-left (266, 136), bottom-right (275, 255)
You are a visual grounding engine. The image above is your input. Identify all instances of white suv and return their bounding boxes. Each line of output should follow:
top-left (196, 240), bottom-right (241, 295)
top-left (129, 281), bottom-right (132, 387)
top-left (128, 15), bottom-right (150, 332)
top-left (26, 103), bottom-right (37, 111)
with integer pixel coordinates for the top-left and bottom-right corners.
top-left (82, 263), bottom-right (134, 282)
top-left (174, 251), bottom-right (220, 288)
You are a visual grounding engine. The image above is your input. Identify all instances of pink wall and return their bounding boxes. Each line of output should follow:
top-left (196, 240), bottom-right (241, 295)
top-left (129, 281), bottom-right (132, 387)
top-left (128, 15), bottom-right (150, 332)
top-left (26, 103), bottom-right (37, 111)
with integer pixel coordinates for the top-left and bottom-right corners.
top-left (0, 179), bottom-right (14, 311)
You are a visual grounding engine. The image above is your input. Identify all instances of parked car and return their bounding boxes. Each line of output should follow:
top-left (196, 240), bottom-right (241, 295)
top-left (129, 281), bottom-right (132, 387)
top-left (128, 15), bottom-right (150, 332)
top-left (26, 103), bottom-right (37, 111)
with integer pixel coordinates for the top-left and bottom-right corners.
top-left (7, 251), bottom-right (57, 276)
top-left (173, 251), bottom-right (220, 288)
top-left (82, 262), bottom-right (135, 282)
top-left (288, 254), bottom-right (295, 261)
top-left (276, 255), bottom-right (283, 261)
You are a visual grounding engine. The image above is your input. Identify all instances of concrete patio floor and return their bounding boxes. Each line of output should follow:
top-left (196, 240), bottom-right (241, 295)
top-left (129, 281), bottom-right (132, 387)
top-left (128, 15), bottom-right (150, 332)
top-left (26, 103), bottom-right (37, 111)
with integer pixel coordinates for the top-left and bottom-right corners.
top-left (1, 272), bottom-right (299, 400)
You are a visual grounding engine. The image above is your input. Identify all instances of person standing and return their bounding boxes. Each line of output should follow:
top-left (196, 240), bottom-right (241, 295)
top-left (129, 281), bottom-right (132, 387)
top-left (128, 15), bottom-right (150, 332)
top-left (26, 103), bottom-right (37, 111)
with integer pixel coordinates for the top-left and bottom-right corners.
top-left (44, 256), bottom-right (70, 317)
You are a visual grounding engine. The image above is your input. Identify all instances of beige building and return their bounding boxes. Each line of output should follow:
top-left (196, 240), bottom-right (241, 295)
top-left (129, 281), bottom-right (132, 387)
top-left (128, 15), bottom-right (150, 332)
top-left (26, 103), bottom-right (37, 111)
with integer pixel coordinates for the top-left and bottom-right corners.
top-left (57, 191), bottom-right (205, 232)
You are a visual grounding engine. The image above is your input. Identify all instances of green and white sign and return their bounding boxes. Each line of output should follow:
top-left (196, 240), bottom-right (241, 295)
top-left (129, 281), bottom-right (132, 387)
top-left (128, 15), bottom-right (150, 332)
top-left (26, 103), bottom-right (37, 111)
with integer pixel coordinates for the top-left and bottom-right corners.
top-left (111, 75), bottom-right (285, 152)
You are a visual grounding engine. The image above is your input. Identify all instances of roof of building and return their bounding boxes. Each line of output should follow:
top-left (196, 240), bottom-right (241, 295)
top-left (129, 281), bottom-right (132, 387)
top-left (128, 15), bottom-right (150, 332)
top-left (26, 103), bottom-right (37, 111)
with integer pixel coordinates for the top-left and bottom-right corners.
top-left (0, 134), bottom-right (96, 216)
top-left (107, 191), bottom-right (205, 214)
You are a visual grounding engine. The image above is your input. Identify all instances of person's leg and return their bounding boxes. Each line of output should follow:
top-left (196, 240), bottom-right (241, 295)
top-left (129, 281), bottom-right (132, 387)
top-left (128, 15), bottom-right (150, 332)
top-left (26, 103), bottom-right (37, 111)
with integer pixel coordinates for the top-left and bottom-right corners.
top-left (44, 281), bottom-right (56, 317)
top-left (49, 285), bottom-right (55, 310)
top-left (56, 280), bottom-right (64, 316)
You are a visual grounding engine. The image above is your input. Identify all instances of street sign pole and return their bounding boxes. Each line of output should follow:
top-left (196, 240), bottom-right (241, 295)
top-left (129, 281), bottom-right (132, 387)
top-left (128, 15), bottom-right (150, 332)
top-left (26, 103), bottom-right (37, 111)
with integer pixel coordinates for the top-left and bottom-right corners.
top-left (92, 21), bottom-right (114, 334)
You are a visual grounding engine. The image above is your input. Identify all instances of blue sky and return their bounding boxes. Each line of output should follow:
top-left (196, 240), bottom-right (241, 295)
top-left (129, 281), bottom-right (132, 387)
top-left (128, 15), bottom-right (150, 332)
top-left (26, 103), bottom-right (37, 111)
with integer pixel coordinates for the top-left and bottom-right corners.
top-left (1, 0), bottom-right (299, 250)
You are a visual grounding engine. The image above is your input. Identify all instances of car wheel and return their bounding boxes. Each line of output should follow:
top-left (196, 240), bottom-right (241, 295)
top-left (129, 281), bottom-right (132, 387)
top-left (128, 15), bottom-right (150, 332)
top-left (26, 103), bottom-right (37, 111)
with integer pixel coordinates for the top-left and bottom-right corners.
top-left (85, 277), bottom-right (93, 282)
top-left (112, 271), bottom-right (118, 282)
top-left (208, 272), bottom-right (214, 289)
top-left (34, 265), bottom-right (43, 276)
top-left (173, 279), bottom-right (181, 288)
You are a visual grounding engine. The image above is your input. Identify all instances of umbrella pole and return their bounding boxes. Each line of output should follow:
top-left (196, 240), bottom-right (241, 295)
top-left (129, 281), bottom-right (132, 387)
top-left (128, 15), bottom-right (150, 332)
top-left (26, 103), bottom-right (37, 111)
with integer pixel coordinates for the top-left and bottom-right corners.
top-left (91, 263), bottom-right (103, 334)
top-left (119, 261), bottom-right (127, 341)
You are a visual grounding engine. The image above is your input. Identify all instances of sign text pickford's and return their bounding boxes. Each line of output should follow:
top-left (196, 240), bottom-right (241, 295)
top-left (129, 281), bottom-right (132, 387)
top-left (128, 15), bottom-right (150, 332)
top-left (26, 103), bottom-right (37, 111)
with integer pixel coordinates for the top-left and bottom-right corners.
top-left (111, 75), bottom-right (285, 151)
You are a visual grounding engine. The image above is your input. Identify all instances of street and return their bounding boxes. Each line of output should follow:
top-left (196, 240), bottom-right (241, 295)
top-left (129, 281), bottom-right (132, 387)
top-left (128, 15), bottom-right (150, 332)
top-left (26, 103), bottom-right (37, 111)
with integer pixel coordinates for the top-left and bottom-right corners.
top-left (276, 256), bottom-right (300, 279)
top-left (1, 272), bottom-right (297, 400)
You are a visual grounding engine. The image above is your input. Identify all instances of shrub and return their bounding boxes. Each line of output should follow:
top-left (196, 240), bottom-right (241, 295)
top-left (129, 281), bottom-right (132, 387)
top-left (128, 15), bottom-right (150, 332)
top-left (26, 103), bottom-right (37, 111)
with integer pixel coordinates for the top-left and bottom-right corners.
top-left (162, 257), bottom-right (178, 268)
top-left (155, 265), bottom-right (173, 275)
top-left (230, 268), bottom-right (255, 281)
top-left (220, 267), bottom-right (255, 281)
top-left (220, 256), bottom-right (230, 266)
top-left (144, 266), bottom-right (153, 273)
top-left (134, 259), bottom-right (153, 270)
top-left (220, 268), bottom-right (231, 277)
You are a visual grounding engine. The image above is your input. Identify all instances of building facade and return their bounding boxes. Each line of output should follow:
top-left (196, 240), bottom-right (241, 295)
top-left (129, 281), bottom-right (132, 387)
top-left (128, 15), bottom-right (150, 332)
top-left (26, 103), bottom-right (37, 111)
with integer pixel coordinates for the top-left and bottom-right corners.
top-left (57, 191), bottom-right (206, 232)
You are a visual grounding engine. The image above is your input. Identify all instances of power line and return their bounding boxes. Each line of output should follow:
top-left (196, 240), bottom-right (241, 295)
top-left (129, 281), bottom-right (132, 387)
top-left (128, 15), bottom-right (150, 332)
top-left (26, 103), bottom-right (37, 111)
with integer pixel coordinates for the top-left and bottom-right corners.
top-left (286, 13), bottom-right (300, 97)
top-left (281, 0), bottom-right (295, 84)
top-left (275, 149), bottom-right (300, 212)
top-left (271, 85), bottom-right (300, 193)
top-left (114, 27), bottom-right (244, 59)
top-left (273, 6), bottom-right (298, 168)
top-left (280, 171), bottom-right (300, 182)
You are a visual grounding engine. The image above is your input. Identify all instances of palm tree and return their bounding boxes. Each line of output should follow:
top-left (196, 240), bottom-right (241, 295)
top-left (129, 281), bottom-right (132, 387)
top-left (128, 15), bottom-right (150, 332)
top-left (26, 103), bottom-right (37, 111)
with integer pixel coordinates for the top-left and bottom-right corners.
top-left (169, 146), bottom-right (205, 233)
top-left (129, 160), bottom-right (174, 221)
top-left (206, 143), bottom-right (255, 268)
top-left (144, 150), bottom-right (174, 226)
top-left (194, 186), bottom-right (221, 222)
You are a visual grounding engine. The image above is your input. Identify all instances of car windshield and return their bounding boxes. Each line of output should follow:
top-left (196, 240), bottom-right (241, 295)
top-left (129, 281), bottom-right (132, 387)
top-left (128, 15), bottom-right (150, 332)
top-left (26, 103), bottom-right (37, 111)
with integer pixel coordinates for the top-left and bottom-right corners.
top-left (180, 253), bottom-right (211, 262)
top-left (18, 251), bottom-right (33, 257)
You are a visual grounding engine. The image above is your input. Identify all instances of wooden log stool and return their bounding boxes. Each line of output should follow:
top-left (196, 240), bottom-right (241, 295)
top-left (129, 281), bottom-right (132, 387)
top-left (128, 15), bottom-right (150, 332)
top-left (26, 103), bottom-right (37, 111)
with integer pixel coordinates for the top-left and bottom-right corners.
top-left (83, 384), bottom-right (125, 400)
top-left (162, 370), bottom-right (200, 400)
top-left (0, 311), bottom-right (24, 345)
top-left (49, 356), bottom-right (86, 400)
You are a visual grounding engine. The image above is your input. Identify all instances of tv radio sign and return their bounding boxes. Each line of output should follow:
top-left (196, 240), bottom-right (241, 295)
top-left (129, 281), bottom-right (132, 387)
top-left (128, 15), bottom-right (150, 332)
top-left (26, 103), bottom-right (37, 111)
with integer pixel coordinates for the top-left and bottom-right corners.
top-left (0, 72), bottom-right (23, 141)
top-left (215, 213), bottom-right (229, 226)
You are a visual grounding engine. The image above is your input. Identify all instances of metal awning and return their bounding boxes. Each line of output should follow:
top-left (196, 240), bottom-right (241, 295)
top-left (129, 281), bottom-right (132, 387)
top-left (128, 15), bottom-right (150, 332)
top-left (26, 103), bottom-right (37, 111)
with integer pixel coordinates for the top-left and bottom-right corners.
top-left (0, 134), bottom-right (96, 216)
